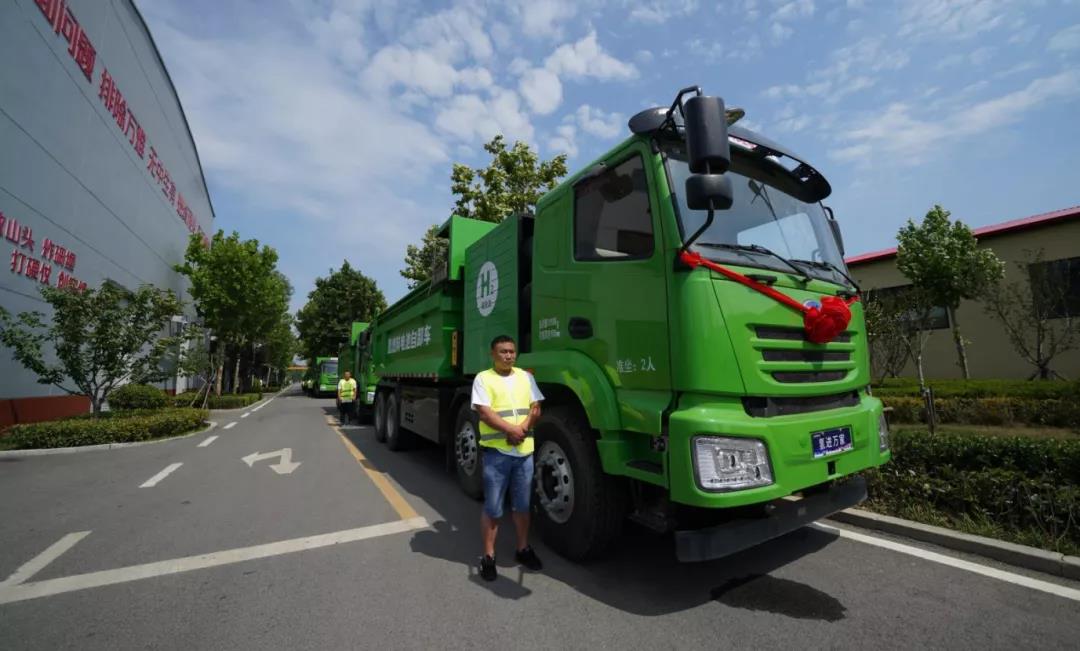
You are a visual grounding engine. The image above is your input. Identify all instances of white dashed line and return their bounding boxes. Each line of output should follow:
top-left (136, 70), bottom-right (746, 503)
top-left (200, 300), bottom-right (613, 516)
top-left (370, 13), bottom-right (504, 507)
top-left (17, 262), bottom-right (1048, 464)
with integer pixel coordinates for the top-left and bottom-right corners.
top-left (240, 412), bottom-right (250, 419)
top-left (139, 463), bottom-right (183, 488)
top-left (223, 422), bottom-right (237, 430)
top-left (0, 532), bottom-right (91, 588)
top-left (197, 435), bottom-right (219, 448)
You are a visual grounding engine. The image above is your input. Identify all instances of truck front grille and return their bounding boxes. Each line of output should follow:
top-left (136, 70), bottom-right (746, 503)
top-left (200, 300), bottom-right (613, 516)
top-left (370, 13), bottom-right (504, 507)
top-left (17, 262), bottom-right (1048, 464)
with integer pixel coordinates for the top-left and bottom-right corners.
top-left (752, 325), bottom-right (856, 385)
top-left (743, 391), bottom-right (860, 417)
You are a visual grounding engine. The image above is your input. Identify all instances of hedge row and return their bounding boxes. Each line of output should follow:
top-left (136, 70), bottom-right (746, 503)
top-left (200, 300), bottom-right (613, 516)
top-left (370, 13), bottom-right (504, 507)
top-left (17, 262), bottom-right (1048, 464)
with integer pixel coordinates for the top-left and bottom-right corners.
top-left (882, 396), bottom-right (1080, 428)
top-left (171, 393), bottom-right (263, 409)
top-left (873, 378), bottom-right (1080, 400)
top-left (4, 408), bottom-right (209, 450)
top-left (108, 384), bottom-right (167, 410)
top-left (865, 429), bottom-right (1080, 555)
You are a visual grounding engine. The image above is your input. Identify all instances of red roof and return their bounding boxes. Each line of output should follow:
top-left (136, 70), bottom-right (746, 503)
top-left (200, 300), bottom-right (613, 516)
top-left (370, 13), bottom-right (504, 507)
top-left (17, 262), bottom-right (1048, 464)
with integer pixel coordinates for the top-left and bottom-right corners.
top-left (845, 205), bottom-right (1080, 266)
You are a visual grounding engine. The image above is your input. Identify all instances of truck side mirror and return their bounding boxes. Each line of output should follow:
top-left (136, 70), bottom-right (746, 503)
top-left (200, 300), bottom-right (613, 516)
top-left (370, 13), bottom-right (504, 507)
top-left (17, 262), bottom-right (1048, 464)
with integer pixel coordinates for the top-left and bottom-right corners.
top-left (685, 174), bottom-right (734, 211)
top-left (684, 95), bottom-right (731, 174)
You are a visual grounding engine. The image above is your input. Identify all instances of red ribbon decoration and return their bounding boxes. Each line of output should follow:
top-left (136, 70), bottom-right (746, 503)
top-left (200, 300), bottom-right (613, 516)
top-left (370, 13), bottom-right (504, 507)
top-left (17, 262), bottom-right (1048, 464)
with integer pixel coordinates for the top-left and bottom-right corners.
top-left (679, 250), bottom-right (857, 344)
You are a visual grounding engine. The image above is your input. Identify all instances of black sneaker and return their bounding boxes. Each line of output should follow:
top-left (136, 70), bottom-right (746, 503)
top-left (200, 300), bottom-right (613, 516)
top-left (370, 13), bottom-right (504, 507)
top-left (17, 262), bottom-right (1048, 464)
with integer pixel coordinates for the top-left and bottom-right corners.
top-left (479, 554), bottom-right (497, 581)
top-left (515, 546), bottom-right (543, 571)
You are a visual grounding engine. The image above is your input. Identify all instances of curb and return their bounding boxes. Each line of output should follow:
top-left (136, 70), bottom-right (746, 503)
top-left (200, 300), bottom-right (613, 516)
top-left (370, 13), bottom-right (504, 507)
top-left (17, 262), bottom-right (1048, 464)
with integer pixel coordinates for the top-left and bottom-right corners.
top-left (0, 420), bottom-right (219, 458)
top-left (828, 508), bottom-right (1080, 581)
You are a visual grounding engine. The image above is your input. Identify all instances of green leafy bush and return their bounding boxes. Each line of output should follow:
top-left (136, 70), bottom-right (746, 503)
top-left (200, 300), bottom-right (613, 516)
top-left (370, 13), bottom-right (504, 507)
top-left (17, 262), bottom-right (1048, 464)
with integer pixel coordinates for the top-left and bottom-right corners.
top-left (865, 429), bottom-right (1080, 554)
top-left (107, 384), bottom-right (168, 410)
top-left (171, 392), bottom-right (263, 409)
top-left (5, 408), bottom-right (209, 449)
top-left (882, 396), bottom-right (1080, 428)
top-left (874, 378), bottom-right (1080, 400)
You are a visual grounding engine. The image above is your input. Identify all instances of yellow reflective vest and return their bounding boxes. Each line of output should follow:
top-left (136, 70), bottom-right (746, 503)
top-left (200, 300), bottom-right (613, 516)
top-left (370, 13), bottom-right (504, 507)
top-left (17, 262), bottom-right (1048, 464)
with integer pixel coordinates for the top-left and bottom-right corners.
top-left (337, 378), bottom-right (357, 400)
top-left (476, 368), bottom-right (534, 456)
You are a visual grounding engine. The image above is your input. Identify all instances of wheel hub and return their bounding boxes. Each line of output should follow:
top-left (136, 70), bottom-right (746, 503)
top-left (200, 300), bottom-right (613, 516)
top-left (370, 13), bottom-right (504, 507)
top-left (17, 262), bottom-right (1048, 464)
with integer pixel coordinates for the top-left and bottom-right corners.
top-left (456, 422), bottom-right (478, 474)
top-left (535, 440), bottom-right (574, 524)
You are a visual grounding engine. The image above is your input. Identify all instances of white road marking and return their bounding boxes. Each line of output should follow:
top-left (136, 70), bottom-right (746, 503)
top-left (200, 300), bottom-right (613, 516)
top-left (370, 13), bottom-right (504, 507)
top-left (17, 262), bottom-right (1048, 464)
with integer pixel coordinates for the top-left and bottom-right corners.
top-left (223, 422), bottom-right (237, 430)
top-left (0, 532), bottom-right (91, 588)
top-left (197, 435), bottom-right (219, 448)
top-left (242, 448), bottom-right (300, 474)
top-left (0, 517), bottom-right (428, 605)
top-left (813, 523), bottom-right (1080, 602)
top-left (139, 463), bottom-right (183, 488)
top-left (241, 412), bottom-right (250, 418)
top-left (251, 395), bottom-right (277, 412)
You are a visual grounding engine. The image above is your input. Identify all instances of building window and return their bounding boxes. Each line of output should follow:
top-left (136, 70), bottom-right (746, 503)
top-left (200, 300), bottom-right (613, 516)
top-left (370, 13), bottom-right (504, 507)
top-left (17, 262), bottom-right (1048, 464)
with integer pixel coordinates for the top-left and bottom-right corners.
top-left (574, 155), bottom-right (653, 261)
top-left (1028, 256), bottom-right (1080, 319)
top-left (865, 284), bottom-right (951, 330)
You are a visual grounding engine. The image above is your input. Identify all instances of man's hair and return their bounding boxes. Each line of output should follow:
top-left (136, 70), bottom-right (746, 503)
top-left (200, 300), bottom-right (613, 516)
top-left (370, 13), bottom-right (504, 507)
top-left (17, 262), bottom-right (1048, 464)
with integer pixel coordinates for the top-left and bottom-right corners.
top-left (490, 334), bottom-right (515, 350)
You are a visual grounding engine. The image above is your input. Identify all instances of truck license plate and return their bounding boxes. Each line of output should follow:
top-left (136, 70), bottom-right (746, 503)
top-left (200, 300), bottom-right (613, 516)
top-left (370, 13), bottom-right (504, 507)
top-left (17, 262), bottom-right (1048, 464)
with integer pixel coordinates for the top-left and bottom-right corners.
top-left (811, 426), bottom-right (853, 458)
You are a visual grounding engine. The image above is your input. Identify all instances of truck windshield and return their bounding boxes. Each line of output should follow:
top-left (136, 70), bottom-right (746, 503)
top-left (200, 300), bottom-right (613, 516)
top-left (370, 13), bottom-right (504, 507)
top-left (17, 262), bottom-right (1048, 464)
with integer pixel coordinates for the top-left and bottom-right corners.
top-left (321, 362), bottom-right (337, 375)
top-left (664, 143), bottom-right (849, 286)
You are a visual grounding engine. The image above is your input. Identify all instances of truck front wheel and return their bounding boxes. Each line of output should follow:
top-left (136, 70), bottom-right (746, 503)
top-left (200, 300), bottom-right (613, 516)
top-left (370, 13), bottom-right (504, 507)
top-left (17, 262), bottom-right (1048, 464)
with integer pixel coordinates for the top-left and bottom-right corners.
top-left (453, 404), bottom-right (484, 499)
top-left (532, 406), bottom-right (626, 561)
top-left (374, 392), bottom-right (387, 443)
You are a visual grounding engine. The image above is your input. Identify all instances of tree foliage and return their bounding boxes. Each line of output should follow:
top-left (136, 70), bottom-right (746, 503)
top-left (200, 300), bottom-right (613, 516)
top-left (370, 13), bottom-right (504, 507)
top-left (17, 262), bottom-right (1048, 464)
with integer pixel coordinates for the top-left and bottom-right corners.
top-left (401, 135), bottom-right (568, 287)
top-left (0, 283), bottom-right (184, 415)
top-left (296, 261), bottom-right (386, 361)
top-left (983, 251), bottom-right (1080, 380)
top-left (401, 224), bottom-right (448, 289)
top-left (863, 287), bottom-right (938, 387)
top-left (896, 205), bottom-right (1004, 378)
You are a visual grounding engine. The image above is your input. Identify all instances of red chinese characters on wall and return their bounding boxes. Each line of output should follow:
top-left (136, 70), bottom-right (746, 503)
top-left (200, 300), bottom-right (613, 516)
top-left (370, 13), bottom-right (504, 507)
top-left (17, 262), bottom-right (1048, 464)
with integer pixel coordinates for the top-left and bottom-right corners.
top-left (35, 0), bottom-right (96, 82)
top-left (98, 70), bottom-right (146, 159)
top-left (2, 210), bottom-right (85, 291)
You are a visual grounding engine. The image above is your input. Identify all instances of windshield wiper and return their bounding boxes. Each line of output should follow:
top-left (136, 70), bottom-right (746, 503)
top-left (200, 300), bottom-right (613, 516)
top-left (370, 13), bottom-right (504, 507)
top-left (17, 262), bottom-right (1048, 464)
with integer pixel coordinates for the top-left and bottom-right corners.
top-left (695, 242), bottom-right (812, 282)
top-left (790, 259), bottom-right (861, 292)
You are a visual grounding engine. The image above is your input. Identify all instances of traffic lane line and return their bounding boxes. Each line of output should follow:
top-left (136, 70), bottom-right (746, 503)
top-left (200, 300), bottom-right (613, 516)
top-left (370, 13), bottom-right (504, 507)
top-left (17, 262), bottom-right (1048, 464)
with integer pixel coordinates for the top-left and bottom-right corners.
top-left (139, 463), bottom-right (183, 488)
top-left (223, 422), bottom-right (237, 430)
top-left (197, 435), bottom-right (219, 448)
top-left (328, 417), bottom-right (420, 521)
top-left (0, 532), bottom-right (91, 588)
top-left (812, 523), bottom-right (1080, 602)
top-left (0, 518), bottom-right (427, 605)
top-left (241, 412), bottom-right (250, 419)
top-left (250, 395), bottom-right (278, 412)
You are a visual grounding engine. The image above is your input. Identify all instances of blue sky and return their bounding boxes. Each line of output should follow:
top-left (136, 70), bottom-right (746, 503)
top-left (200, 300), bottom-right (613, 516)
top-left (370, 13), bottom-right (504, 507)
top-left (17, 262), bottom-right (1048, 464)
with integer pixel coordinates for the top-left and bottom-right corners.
top-left (136, 0), bottom-right (1080, 312)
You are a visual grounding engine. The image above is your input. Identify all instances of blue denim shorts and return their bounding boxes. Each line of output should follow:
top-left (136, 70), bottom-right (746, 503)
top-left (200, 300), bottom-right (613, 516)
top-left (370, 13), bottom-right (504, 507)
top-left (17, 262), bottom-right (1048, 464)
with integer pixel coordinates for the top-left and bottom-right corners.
top-left (482, 448), bottom-right (534, 519)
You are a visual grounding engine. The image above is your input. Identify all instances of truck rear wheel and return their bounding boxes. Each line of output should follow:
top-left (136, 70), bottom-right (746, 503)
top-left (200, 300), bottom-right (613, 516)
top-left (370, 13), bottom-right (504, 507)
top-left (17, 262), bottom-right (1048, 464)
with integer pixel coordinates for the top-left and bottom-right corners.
top-left (385, 392), bottom-right (411, 451)
top-left (453, 404), bottom-right (484, 500)
top-left (532, 406), bottom-right (626, 561)
top-left (374, 392), bottom-right (387, 443)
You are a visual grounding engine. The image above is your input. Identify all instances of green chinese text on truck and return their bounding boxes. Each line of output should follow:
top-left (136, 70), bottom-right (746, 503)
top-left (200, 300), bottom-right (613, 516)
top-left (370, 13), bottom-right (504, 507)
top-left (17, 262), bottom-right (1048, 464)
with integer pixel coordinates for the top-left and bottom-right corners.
top-left (359, 87), bottom-right (890, 562)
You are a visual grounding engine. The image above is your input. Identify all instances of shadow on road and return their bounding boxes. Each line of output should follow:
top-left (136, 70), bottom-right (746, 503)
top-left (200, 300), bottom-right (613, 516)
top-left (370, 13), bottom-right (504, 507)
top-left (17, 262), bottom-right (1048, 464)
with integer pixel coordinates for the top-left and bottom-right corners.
top-left (341, 426), bottom-right (845, 618)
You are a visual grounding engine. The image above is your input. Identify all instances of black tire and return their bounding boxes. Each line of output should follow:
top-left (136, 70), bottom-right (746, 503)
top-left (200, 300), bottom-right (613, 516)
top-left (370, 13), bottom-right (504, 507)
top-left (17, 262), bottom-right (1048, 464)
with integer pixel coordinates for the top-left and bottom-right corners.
top-left (532, 405), bottom-right (627, 561)
top-left (453, 403), bottom-right (484, 500)
top-left (385, 392), bottom-right (411, 451)
top-left (374, 392), bottom-right (387, 443)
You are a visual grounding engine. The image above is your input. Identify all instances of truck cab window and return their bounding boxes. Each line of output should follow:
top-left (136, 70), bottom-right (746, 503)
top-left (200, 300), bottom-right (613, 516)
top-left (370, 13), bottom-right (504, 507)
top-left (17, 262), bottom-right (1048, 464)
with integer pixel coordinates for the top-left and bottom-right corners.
top-left (574, 155), bottom-right (653, 261)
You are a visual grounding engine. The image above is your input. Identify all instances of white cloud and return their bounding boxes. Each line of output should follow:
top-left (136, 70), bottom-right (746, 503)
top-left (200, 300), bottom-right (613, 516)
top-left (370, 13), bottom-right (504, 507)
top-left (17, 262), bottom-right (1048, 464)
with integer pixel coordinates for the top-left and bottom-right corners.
top-left (898, 0), bottom-right (1021, 40)
top-left (548, 124), bottom-right (578, 158)
top-left (575, 105), bottom-right (625, 139)
top-left (519, 68), bottom-right (563, 115)
top-left (771, 22), bottom-right (794, 42)
top-left (436, 89), bottom-right (534, 144)
top-left (772, 0), bottom-right (815, 21)
top-left (362, 45), bottom-right (462, 97)
top-left (1049, 24), bottom-right (1080, 52)
top-left (832, 70), bottom-right (1080, 166)
top-left (629, 0), bottom-right (699, 24)
top-left (545, 31), bottom-right (638, 81)
top-left (515, 0), bottom-right (578, 39)
top-left (635, 49), bottom-right (655, 64)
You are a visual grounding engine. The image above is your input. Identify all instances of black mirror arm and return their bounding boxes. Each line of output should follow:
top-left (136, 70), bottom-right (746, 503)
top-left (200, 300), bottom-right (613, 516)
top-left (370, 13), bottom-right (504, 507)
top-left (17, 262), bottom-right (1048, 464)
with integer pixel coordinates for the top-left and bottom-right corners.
top-left (679, 207), bottom-right (715, 260)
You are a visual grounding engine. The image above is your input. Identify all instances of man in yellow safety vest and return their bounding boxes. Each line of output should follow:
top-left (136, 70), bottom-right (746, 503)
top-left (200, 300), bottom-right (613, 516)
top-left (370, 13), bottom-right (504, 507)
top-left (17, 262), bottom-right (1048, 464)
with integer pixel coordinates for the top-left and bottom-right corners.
top-left (337, 370), bottom-right (358, 425)
top-left (471, 334), bottom-right (544, 581)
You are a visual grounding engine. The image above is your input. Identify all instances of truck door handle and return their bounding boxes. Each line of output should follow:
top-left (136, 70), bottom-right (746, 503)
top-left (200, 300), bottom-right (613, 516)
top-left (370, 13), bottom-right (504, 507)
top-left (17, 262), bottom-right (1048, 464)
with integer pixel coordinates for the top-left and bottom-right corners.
top-left (568, 317), bottom-right (593, 339)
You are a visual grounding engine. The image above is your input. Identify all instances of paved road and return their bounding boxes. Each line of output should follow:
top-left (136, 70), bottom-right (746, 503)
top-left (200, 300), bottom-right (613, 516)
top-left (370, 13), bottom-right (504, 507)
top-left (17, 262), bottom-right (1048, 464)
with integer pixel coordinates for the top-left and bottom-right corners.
top-left (1, 387), bottom-right (1078, 649)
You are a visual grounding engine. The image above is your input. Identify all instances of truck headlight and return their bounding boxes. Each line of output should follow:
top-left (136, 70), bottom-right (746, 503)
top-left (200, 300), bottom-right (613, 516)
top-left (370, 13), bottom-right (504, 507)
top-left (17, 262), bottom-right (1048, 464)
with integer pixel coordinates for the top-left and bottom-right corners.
top-left (693, 436), bottom-right (773, 491)
top-left (366, 391), bottom-right (375, 403)
top-left (878, 413), bottom-right (890, 452)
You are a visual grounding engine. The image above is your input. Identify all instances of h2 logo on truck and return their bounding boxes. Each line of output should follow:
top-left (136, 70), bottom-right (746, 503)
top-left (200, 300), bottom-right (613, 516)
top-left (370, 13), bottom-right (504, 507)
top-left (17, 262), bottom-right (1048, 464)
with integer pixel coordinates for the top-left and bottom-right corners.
top-left (476, 260), bottom-right (498, 317)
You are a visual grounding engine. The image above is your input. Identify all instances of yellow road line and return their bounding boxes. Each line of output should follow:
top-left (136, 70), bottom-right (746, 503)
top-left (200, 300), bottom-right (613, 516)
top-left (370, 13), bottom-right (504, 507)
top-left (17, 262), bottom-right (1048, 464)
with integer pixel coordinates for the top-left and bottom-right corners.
top-left (328, 417), bottom-right (420, 521)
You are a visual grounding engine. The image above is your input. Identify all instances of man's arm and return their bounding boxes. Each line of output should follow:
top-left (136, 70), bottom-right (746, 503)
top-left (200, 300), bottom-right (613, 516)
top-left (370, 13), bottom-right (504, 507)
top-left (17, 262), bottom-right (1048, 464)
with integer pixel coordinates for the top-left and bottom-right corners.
top-left (520, 401), bottom-right (542, 432)
top-left (475, 405), bottom-right (525, 439)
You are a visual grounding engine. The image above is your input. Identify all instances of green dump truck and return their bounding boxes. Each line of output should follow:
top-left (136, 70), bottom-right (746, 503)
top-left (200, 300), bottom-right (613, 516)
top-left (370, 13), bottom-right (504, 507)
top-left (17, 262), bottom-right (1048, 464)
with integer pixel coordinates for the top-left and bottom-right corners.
top-left (360, 86), bottom-right (890, 562)
top-left (312, 356), bottom-right (339, 398)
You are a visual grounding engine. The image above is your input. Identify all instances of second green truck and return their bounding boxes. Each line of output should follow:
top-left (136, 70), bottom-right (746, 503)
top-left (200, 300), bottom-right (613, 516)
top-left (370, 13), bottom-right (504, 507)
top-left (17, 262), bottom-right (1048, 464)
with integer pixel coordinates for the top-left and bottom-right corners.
top-left (354, 86), bottom-right (891, 562)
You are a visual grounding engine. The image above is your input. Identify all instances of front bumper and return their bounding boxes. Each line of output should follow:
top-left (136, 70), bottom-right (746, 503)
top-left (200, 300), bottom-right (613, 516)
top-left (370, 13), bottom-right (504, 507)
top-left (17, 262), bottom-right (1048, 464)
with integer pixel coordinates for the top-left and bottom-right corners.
top-left (675, 476), bottom-right (867, 562)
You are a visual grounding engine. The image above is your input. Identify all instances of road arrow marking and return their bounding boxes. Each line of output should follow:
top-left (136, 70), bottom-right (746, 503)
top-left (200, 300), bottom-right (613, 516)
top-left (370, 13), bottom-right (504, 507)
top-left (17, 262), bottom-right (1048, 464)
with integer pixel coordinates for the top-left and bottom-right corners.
top-left (242, 448), bottom-right (301, 474)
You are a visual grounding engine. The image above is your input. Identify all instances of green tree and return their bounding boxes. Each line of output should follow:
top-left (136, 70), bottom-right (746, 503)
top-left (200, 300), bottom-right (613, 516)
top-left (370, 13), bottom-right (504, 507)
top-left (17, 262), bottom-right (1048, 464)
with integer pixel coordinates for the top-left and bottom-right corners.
top-left (0, 283), bottom-right (183, 415)
top-left (296, 261), bottom-right (386, 361)
top-left (175, 231), bottom-right (289, 395)
top-left (401, 224), bottom-right (448, 289)
top-left (896, 205), bottom-right (1004, 379)
top-left (401, 135), bottom-right (568, 287)
top-left (983, 251), bottom-right (1080, 380)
